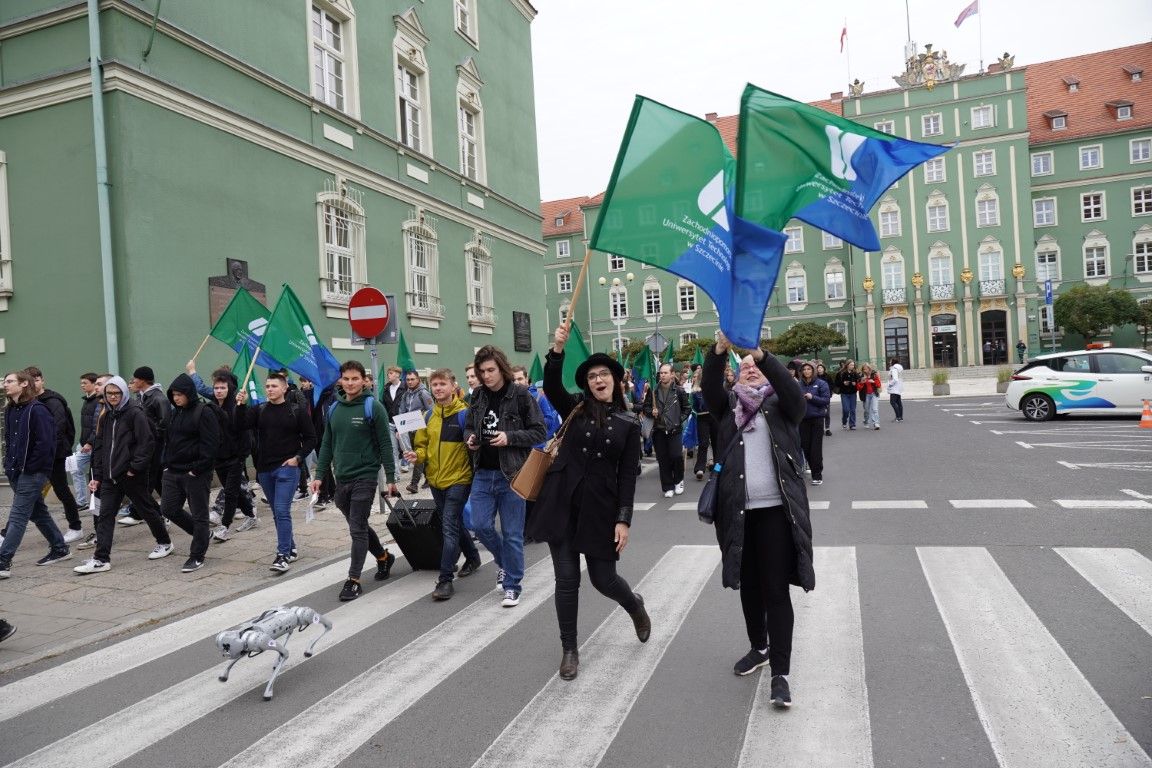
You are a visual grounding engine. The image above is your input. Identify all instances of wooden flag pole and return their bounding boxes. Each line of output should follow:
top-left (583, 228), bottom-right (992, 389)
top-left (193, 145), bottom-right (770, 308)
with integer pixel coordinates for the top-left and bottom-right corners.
top-left (564, 242), bottom-right (594, 333)
top-left (240, 344), bottom-right (262, 392)
top-left (190, 334), bottom-right (211, 365)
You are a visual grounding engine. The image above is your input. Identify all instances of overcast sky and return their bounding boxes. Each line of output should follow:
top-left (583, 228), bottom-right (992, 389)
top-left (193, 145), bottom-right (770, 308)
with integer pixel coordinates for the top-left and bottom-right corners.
top-left (530, 0), bottom-right (1152, 202)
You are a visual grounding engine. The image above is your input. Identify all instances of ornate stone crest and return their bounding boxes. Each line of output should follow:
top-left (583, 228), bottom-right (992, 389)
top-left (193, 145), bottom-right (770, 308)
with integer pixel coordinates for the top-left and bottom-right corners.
top-left (911, 272), bottom-right (925, 288)
top-left (862, 276), bottom-right (875, 293)
top-left (959, 266), bottom-right (973, 284)
top-left (848, 78), bottom-right (865, 97)
top-left (894, 44), bottom-right (966, 90)
top-left (1011, 263), bottom-right (1026, 280)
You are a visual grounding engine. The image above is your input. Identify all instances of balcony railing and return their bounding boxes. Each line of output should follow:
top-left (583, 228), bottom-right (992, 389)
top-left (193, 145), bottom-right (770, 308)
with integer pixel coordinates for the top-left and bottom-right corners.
top-left (467, 302), bottom-right (497, 325)
top-left (882, 287), bottom-right (907, 304)
top-left (406, 290), bottom-right (445, 319)
top-left (979, 279), bottom-right (1005, 297)
top-left (321, 277), bottom-right (354, 305)
top-left (929, 283), bottom-right (955, 300)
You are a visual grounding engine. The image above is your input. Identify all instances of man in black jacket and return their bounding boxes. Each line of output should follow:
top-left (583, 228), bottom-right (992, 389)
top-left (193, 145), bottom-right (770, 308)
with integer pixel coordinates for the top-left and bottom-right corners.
top-left (25, 366), bottom-right (84, 542)
top-left (641, 362), bottom-right (691, 498)
top-left (72, 372), bottom-right (101, 511)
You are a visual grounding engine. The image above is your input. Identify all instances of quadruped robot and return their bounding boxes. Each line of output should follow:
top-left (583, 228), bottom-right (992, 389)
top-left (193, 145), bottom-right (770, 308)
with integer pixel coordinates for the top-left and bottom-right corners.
top-left (215, 605), bottom-right (333, 701)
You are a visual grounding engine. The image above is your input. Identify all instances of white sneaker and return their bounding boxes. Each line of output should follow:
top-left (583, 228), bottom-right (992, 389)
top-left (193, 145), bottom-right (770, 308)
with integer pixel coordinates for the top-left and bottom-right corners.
top-left (212, 525), bottom-right (232, 542)
top-left (235, 516), bottom-right (258, 532)
top-left (674, 481), bottom-right (685, 495)
top-left (63, 528), bottom-right (85, 544)
top-left (501, 589), bottom-right (521, 608)
top-left (208, 510), bottom-right (222, 526)
top-left (664, 490), bottom-right (674, 498)
top-left (117, 516), bottom-right (142, 527)
top-left (148, 543), bottom-right (174, 560)
top-left (74, 558), bottom-right (110, 574)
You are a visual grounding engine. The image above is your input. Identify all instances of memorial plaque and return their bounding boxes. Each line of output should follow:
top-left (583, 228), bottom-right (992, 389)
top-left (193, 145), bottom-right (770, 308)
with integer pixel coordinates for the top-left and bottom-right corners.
top-left (512, 311), bottom-right (532, 353)
top-left (208, 259), bottom-right (267, 326)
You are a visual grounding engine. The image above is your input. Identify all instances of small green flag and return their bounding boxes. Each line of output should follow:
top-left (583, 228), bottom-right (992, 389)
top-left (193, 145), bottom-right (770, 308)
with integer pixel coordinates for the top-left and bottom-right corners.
top-left (396, 330), bottom-right (416, 373)
top-left (633, 346), bottom-right (655, 386)
top-left (729, 349), bottom-right (742, 370)
top-left (231, 346), bottom-right (264, 403)
top-left (662, 341), bottom-right (676, 364)
top-left (561, 320), bottom-right (592, 393)
top-left (529, 353), bottom-right (544, 385)
top-left (691, 345), bottom-right (705, 367)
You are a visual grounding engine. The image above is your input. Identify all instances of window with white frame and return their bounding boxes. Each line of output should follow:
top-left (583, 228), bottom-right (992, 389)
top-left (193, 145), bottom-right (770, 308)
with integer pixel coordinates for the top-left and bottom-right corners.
top-left (1134, 237), bottom-right (1152, 274)
top-left (643, 283), bottom-right (662, 317)
top-left (874, 120), bottom-right (895, 134)
top-left (1033, 198), bottom-right (1056, 226)
top-left (678, 281), bottom-right (697, 312)
top-left (978, 247), bottom-right (1003, 281)
top-left (609, 287), bottom-right (628, 319)
top-left (1084, 244), bottom-right (1108, 278)
top-left (556, 239), bottom-right (570, 258)
top-left (1035, 247), bottom-right (1060, 282)
top-left (454, 0), bottom-right (477, 42)
top-left (397, 64), bottom-right (425, 153)
top-left (465, 241), bottom-right (494, 325)
top-left (825, 268), bottom-right (846, 300)
top-left (929, 252), bottom-right (952, 285)
top-left (317, 183), bottom-right (365, 304)
top-left (1132, 138), bottom-right (1151, 163)
top-left (822, 232), bottom-right (843, 249)
top-left (394, 9), bottom-right (430, 155)
top-left (403, 214), bottom-right (442, 318)
top-left (0, 151), bottom-right (11, 307)
top-left (828, 321), bottom-right (849, 346)
top-left (973, 150), bottom-right (996, 176)
top-left (971, 105), bottom-right (994, 129)
top-left (923, 157), bottom-right (946, 183)
top-left (1040, 304), bottom-right (1056, 334)
top-left (879, 202), bottom-right (901, 237)
top-left (557, 272), bottom-right (572, 293)
top-left (1079, 144), bottom-right (1102, 170)
top-left (786, 273), bottom-right (806, 304)
top-left (458, 103), bottom-right (482, 180)
top-left (1132, 186), bottom-right (1152, 216)
top-left (922, 113), bottom-right (942, 136)
top-left (926, 198), bottom-right (949, 232)
top-left (976, 195), bottom-right (1000, 227)
top-left (680, 332), bottom-right (698, 347)
top-left (456, 58), bottom-right (486, 182)
top-left (608, 253), bottom-right (625, 271)
top-left (881, 256), bottom-right (904, 290)
top-left (1082, 192), bottom-right (1105, 221)
top-left (311, 3), bottom-right (358, 116)
top-left (784, 226), bottom-right (804, 253)
top-left (1031, 151), bottom-right (1054, 176)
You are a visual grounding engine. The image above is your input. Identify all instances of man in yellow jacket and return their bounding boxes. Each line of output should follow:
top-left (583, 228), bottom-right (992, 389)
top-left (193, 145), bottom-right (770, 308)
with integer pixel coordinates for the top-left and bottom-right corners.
top-left (405, 368), bottom-right (482, 600)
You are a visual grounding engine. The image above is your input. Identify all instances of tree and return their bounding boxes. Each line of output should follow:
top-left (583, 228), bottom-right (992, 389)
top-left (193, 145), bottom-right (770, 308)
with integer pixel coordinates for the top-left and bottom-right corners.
top-left (1052, 285), bottom-right (1139, 342)
top-left (773, 322), bottom-right (847, 358)
top-left (1137, 300), bottom-right (1152, 349)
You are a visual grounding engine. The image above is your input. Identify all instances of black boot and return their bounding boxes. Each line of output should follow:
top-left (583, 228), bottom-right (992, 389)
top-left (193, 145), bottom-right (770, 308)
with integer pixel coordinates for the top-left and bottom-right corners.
top-left (559, 649), bottom-right (579, 680)
top-left (629, 593), bottom-right (651, 643)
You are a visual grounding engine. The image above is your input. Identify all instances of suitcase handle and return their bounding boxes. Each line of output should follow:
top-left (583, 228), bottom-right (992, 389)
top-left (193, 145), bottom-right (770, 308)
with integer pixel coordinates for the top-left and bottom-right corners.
top-left (382, 493), bottom-right (419, 529)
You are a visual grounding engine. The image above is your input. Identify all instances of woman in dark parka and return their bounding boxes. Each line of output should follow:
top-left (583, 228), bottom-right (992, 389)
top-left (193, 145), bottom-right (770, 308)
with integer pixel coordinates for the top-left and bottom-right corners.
top-left (528, 323), bottom-right (649, 682)
top-left (700, 331), bottom-right (815, 709)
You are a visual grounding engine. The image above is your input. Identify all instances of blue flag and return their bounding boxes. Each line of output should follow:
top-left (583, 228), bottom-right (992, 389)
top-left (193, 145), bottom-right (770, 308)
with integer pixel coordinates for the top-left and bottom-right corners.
top-left (260, 285), bottom-right (341, 400)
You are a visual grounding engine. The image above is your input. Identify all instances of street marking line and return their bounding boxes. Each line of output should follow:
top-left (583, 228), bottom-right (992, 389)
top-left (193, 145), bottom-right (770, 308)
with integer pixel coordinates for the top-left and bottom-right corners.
top-left (1057, 461), bottom-right (1078, 470)
top-left (991, 430), bottom-right (1004, 435)
top-left (851, 500), bottom-right (928, 510)
top-left (471, 545), bottom-right (719, 768)
top-left (217, 556), bottom-right (568, 768)
top-left (2, 552), bottom-right (494, 768)
top-left (970, 421), bottom-right (982, 425)
top-left (1016, 441), bottom-right (1033, 449)
top-left (1121, 488), bottom-right (1152, 500)
top-left (809, 501), bottom-right (831, 510)
top-left (738, 547), bottom-right (872, 768)
top-left (669, 502), bottom-right (697, 511)
top-left (633, 502), bottom-right (656, 510)
top-left (918, 547), bottom-right (1152, 768)
top-left (949, 499), bottom-right (1035, 509)
top-left (1055, 548), bottom-right (1152, 636)
top-left (1054, 499), bottom-right (1152, 509)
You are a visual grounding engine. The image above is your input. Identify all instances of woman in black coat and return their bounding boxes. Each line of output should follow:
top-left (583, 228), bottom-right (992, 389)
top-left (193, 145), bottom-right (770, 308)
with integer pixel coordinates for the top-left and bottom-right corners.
top-left (701, 332), bottom-right (814, 709)
top-left (527, 323), bottom-right (649, 682)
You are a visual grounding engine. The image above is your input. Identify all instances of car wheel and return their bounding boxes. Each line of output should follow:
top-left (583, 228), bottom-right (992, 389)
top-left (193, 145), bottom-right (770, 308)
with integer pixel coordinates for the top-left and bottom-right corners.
top-left (1021, 393), bottom-right (1055, 422)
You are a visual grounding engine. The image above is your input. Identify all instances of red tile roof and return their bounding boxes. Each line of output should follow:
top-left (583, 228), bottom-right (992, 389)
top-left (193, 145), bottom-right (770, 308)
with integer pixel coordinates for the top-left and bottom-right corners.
top-left (541, 196), bottom-right (592, 237)
top-left (1026, 42), bottom-right (1152, 144)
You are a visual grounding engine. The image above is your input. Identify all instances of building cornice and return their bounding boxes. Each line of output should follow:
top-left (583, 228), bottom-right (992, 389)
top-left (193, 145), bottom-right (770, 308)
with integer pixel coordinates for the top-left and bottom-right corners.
top-left (1030, 169), bottom-right (1152, 192)
top-left (0, 1), bottom-right (86, 40)
top-left (508, 0), bottom-right (538, 22)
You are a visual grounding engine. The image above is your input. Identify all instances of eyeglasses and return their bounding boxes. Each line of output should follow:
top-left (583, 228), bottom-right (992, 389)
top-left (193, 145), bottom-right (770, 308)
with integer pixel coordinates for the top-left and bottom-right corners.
top-left (586, 370), bottom-right (613, 381)
top-left (105, 390), bottom-right (123, 399)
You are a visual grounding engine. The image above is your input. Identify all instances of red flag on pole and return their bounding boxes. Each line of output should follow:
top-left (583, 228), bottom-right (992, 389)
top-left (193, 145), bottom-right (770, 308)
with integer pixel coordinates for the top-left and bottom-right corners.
top-left (839, 25), bottom-right (847, 53)
top-left (954, 0), bottom-right (979, 28)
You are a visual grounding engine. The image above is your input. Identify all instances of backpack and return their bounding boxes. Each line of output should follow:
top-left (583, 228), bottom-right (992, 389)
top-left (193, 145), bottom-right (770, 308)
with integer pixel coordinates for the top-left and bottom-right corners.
top-left (197, 400), bottom-right (233, 459)
top-left (425, 406), bottom-right (467, 432)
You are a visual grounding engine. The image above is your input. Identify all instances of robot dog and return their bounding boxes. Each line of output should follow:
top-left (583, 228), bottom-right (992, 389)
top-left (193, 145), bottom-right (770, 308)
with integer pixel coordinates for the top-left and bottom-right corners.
top-left (215, 605), bottom-right (333, 701)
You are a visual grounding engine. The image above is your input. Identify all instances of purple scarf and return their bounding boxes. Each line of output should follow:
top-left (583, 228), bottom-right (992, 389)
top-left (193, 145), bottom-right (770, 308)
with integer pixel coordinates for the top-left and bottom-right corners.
top-left (733, 383), bottom-right (774, 432)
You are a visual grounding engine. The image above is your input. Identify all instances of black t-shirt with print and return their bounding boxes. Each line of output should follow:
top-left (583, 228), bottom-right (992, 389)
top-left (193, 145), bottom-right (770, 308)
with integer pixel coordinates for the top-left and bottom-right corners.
top-left (478, 382), bottom-right (508, 470)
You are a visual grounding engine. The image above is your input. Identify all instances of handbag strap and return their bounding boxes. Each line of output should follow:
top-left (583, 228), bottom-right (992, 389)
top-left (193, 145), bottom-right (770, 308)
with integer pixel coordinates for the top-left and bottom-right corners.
top-left (545, 401), bottom-right (583, 455)
top-left (711, 406), bottom-right (758, 473)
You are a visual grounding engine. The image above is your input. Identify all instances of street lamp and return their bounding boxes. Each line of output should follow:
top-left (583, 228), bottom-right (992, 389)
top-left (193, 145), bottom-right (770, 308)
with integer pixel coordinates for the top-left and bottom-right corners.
top-left (598, 272), bottom-right (634, 356)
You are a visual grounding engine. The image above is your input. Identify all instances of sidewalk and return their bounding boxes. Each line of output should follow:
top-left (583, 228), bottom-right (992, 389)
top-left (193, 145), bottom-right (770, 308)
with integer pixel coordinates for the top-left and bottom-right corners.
top-left (900, 376), bottom-right (1000, 399)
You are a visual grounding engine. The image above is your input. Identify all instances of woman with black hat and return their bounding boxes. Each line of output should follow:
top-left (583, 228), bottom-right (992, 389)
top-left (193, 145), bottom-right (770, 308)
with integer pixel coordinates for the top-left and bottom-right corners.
top-left (528, 323), bottom-right (650, 681)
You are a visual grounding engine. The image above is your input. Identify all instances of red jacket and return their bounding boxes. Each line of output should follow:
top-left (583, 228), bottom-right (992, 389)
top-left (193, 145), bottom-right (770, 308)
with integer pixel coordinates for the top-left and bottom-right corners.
top-left (856, 373), bottom-right (882, 396)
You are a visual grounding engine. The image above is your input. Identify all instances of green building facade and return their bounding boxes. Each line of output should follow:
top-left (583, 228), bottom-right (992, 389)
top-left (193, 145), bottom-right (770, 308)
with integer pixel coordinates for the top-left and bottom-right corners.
top-left (0, 0), bottom-right (544, 387)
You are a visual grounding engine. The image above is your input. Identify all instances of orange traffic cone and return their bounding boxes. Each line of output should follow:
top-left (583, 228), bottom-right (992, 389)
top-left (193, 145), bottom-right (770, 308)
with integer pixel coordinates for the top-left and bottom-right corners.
top-left (1141, 400), bottom-right (1152, 429)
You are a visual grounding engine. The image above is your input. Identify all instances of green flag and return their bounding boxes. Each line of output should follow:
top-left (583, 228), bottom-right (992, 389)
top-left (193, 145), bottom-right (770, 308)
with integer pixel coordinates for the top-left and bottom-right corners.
top-left (208, 287), bottom-right (282, 369)
top-left (561, 320), bottom-right (592, 393)
top-left (691, 345), bottom-right (705, 367)
top-left (396, 330), bottom-right (416, 373)
top-left (729, 349), bottom-right (742, 371)
top-left (662, 340), bottom-right (676, 364)
top-left (633, 345), bottom-right (655, 385)
top-left (231, 346), bottom-right (264, 403)
top-left (529, 353), bottom-right (543, 385)
top-left (259, 285), bottom-right (341, 390)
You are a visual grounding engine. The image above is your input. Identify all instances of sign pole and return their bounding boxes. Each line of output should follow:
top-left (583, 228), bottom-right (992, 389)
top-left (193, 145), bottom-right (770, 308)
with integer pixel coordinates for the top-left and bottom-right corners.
top-left (369, 340), bottom-right (379, 396)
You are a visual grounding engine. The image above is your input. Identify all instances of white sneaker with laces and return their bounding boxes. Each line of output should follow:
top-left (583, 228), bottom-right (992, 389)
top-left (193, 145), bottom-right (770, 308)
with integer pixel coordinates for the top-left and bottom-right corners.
top-left (148, 543), bottom-right (174, 560)
top-left (674, 481), bottom-right (685, 495)
top-left (63, 528), bottom-right (85, 544)
top-left (212, 526), bottom-right (232, 542)
top-left (235, 516), bottom-right (259, 532)
top-left (208, 510), bottom-right (222, 526)
top-left (664, 490), bottom-right (674, 498)
top-left (74, 558), bottom-right (110, 574)
top-left (501, 590), bottom-right (521, 608)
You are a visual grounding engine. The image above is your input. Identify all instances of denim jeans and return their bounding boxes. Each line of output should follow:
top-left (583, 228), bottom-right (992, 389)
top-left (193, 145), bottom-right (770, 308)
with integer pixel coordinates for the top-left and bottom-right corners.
top-left (469, 468), bottom-right (525, 592)
top-left (432, 483), bottom-right (480, 582)
top-left (333, 477), bottom-right (387, 580)
top-left (839, 393), bottom-right (857, 427)
top-left (161, 470), bottom-right (212, 561)
top-left (257, 465), bottom-right (299, 556)
top-left (863, 394), bottom-right (880, 426)
top-left (71, 448), bottom-right (92, 507)
top-left (0, 471), bottom-right (66, 564)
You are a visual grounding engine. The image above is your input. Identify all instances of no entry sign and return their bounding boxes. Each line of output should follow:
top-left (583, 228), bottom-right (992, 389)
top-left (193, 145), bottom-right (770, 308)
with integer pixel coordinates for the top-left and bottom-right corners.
top-left (348, 287), bottom-right (390, 339)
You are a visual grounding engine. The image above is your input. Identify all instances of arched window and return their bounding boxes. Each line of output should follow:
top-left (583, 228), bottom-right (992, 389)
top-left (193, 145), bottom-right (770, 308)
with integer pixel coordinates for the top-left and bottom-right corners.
top-left (317, 179), bottom-right (365, 305)
top-left (403, 209), bottom-right (442, 320)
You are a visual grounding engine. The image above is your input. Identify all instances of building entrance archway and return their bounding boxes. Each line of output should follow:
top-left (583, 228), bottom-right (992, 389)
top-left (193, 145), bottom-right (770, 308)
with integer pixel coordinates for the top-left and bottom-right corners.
top-left (884, 317), bottom-right (910, 368)
top-left (931, 313), bottom-right (958, 368)
top-left (981, 310), bottom-right (1008, 365)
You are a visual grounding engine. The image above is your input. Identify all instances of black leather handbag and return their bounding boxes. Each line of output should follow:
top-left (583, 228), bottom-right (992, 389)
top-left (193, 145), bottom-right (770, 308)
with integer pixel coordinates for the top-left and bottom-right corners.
top-left (697, 430), bottom-right (743, 525)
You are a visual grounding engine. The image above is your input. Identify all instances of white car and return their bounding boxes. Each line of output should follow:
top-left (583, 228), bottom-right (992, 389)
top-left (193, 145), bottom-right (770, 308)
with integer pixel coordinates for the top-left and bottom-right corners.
top-left (1004, 348), bottom-right (1152, 421)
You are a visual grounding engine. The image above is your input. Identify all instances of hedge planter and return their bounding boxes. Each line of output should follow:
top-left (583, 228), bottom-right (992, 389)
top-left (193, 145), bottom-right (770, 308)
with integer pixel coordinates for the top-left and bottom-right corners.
top-left (932, 383), bottom-right (951, 396)
top-left (996, 381), bottom-right (1010, 394)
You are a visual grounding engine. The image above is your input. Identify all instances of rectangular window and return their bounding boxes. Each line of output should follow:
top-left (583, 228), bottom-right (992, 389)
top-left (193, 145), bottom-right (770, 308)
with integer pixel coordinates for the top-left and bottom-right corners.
top-left (1081, 192), bottom-right (1105, 221)
top-left (922, 113), bottom-right (942, 136)
top-left (786, 274), bottom-right (806, 303)
top-left (454, 0), bottom-right (474, 39)
top-left (825, 271), bottom-right (846, 300)
top-left (1131, 138), bottom-right (1151, 163)
top-left (556, 239), bottom-right (570, 259)
top-left (929, 255), bottom-right (952, 285)
top-left (1117, 105), bottom-right (1133, 120)
top-left (1084, 245), bottom-right (1108, 278)
top-left (822, 232), bottom-right (843, 249)
top-left (610, 289), bottom-right (628, 319)
top-left (828, 322), bottom-right (849, 346)
top-left (879, 209), bottom-right (901, 237)
top-left (976, 198), bottom-right (1000, 227)
top-left (466, 249), bottom-right (493, 323)
top-left (406, 229), bottom-right (437, 312)
top-left (973, 150), bottom-right (996, 176)
top-left (784, 227), bottom-right (804, 253)
top-left (1134, 241), bottom-right (1152, 274)
top-left (874, 120), bottom-right (895, 134)
top-left (458, 105), bottom-right (479, 180)
top-left (1031, 151), bottom-right (1054, 176)
top-left (927, 203), bottom-right (949, 232)
top-left (323, 204), bottom-right (354, 296)
top-left (1132, 186), bottom-right (1152, 216)
top-left (1036, 250), bottom-right (1059, 282)
top-left (1033, 198), bottom-right (1056, 226)
top-left (881, 261), bottom-right (904, 290)
top-left (1079, 144), bottom-right (1102, 170)
top-left (678, 284), bottom-right (696, 312)
top-left (397, 65), bottom-right (423, 152)
top-left (1051, 115), bottom-right (1067, 130)
top-left (557, 272), bottom-right (572, 293)
top-left (1040, 304), bottom-right (1055, 334)
top-left (971, 105), bottom-right (994, 129)
top-left (923, 157), bottom-right (946, 183)
top-left (644, 287), bottom-right (661, 316)
top-left (608, 253), bottom-right (625, 271)
top-left (311, 6), bottom-right (345, 111)
top-left (978, 251), bottom-right (1003, 281)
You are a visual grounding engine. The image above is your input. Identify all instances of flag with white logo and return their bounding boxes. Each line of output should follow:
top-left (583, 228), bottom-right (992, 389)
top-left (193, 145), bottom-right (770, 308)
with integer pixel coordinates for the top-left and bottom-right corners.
top-left (209, 286), bottom-right (284, 371)
top-left (260, 285), bottom-right (341, 397)
top-left (589, 96), bottom-right (787, 348)
top-left (736, 84), bottom-right (950, 252)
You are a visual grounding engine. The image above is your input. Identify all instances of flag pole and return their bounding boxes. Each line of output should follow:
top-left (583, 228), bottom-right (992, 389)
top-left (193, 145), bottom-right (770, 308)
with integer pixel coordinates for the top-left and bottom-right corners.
top-left (190, 334), bottom-right (211, 365)
top-left (565, 241), bottom-right (593, 333)
top-left (977, 0), bottom-right (984, 72)
top-left (240, 344), bottom-right (262, 391)
top-left (843, 18), bottom-right (851, 86)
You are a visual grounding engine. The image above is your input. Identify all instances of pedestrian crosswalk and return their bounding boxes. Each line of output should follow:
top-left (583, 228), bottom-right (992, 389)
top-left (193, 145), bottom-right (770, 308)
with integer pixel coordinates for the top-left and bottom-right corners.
top-left (644, 497), bottom-right (1152, 512)
top-left (1, 544), bottom-right (1149, 768)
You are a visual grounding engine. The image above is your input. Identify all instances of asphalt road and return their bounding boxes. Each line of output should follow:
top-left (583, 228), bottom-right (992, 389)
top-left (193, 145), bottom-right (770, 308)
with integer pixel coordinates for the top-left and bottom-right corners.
top-left (2, 396), bottom-right (1150, 768)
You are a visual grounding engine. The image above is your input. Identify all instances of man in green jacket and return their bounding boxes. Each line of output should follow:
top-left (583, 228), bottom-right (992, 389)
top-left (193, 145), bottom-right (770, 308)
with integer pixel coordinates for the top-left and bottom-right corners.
top-left (312, 360), bottom-right (399, 602)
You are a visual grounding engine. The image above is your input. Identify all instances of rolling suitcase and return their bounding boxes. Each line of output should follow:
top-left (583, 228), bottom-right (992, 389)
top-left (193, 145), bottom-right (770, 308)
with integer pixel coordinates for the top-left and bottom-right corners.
top-left (383, 495), bottom-right (443, 571)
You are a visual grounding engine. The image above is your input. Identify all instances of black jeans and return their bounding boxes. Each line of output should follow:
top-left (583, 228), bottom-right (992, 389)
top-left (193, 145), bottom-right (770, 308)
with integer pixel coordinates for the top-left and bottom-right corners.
top-left (652, 428), bottom-right (684, 491)
top-left (161, 470), bottom-right (212, 560)
top-left (549, 536), bottom-right (638, 651)
top-left (740, 505), bottom-right (796, 676)
top-left (693, 413), bottom-right (718, 475)
top-left (93, 473), bottom-right (169, 563)
top-left (334, 477), bottom-right (387, 580)
top-left (890, 394), bottom-right (904, 420)
top-left (798, 417), bottom-right (824, 480)
top-left (215, 458), bottom-right (254, 527)
top-left (49, 457), bottom-right (82, 530)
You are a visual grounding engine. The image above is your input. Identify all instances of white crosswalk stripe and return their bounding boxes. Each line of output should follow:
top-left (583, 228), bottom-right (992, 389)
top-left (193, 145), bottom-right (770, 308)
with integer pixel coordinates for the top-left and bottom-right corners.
top-left (1056, 547), bottom-right (1152, 635)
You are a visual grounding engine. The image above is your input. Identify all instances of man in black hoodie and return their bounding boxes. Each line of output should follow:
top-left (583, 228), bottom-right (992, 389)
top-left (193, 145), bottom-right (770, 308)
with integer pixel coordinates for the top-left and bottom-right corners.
top-left (24, 367), bottom-right (85, 542)
top-left (208, 370), bottom-right (257, 542)
top-left (158, 373), bottom-right (221, 573)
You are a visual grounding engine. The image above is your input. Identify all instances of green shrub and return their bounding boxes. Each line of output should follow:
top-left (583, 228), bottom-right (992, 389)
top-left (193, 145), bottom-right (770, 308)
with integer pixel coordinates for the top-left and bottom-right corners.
top-left (996, 367), bottom-right (1013, 383)
top-left (931, 370), bottom-right (950, 385)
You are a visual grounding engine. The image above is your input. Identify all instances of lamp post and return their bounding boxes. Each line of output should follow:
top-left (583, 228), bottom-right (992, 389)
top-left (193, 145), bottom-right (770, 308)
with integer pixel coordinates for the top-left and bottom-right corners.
top-left (598, 272), bottom-right (634, 356)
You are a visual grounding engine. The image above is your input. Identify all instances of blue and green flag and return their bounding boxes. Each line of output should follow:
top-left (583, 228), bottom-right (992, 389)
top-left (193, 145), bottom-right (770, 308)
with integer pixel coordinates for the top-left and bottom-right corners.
top-left (736, 84), bottom-right (950, 251)
top-left (589, 96), bottom-right (787, 349)
top-left (209, 287), bottom-right (283, 371)
top-left (260, 285), bottom-right (341, 397)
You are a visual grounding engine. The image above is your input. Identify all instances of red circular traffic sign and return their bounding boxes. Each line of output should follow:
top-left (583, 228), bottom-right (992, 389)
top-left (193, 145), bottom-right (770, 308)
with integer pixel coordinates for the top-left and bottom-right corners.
top-left (348, 287), bottom-right (390, 338)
